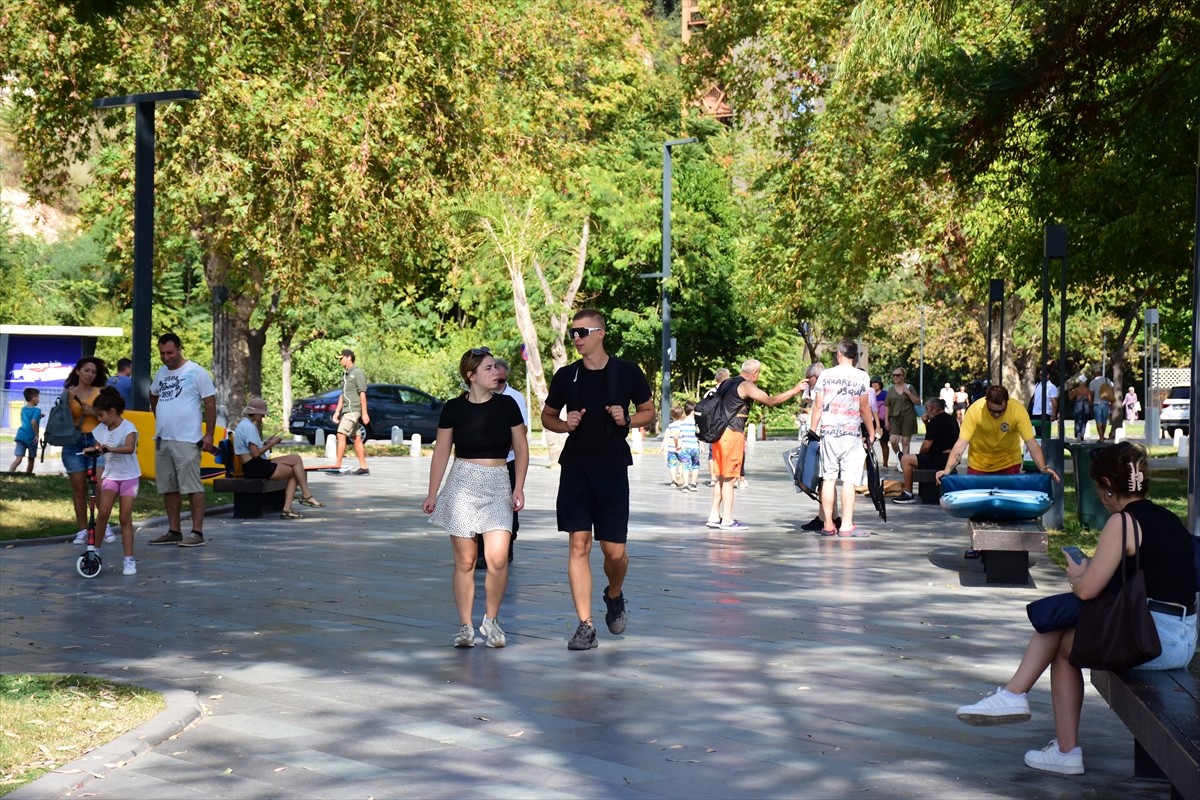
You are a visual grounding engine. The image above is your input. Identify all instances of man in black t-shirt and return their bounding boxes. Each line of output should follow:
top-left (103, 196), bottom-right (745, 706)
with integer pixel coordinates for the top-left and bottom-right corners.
top-left (893, 397), bottom-right (960, 504)
top-left (542, 309), bottom-right (655, 651)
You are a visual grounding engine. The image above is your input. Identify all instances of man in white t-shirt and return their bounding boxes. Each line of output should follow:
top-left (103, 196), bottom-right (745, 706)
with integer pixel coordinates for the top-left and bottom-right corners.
top-left (1030, 369), bottom-right (1059, 423)
top-left (809, 339), bottom-right (876, 537)
top-left (477, 357), bottom-right (530, 570)
top-left (147, 333), bottom-right (217, 548)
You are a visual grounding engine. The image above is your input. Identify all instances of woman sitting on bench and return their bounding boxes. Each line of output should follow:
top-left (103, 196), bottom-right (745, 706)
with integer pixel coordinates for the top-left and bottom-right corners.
top-left (234, 397), bottom-right (324, 520)
top-left (955, 442), bottom-right (1197, 777)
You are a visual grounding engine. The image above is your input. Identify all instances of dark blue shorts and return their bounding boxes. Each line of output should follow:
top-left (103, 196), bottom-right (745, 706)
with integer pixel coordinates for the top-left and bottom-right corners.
top-left (556, 466), bottom-right (630, 543)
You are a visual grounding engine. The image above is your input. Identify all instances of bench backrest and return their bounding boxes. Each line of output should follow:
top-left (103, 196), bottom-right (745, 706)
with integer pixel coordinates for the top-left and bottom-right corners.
top-left (940, 473), bottom-right (1053, 495)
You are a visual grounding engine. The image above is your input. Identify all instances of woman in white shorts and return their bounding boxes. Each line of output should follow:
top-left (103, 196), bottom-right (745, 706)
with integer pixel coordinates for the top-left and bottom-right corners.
top-left (423, 347), bottom-right (528, 648)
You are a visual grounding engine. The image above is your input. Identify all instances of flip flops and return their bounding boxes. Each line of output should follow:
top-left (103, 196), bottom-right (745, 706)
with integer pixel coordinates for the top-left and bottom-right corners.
top-left (837, 527), bottom-right (870, 538)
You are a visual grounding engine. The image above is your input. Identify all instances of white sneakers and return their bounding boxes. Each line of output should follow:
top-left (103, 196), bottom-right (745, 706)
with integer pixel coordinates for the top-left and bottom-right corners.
top-left (123, 557), bottom-right (137, 576)
top-left (956, 687), bottom-right (1031, 725)
top-left (480, 618), bottom-right (506, 648)
top-left (1024, 739), bottom-right (1084, 775)
top-left (957, 691), bottom-right (1084, 776)
top-left (72, 530), bottom-right (88, 545)
top-left (73, 525), bottom-right (117, 544)
top-left (104, 525), bottom-right (116, 543)
top-left (453, 624), bottom-right (476, 647)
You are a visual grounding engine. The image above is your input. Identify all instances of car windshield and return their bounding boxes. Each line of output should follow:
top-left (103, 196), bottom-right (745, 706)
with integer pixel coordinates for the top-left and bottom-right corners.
top-left (1167, 386), bottom-right (1189, 400)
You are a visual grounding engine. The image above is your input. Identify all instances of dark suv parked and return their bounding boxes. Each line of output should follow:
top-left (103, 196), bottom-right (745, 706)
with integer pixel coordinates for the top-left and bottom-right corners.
top-left (289, 384), bottom-right (444, 443)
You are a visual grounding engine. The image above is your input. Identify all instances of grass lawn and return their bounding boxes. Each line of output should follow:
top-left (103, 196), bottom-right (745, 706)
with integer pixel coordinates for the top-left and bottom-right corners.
top-left (0, 674), bottom-right (164, 796)
top-left (0, 473), bottom-right (221, 543)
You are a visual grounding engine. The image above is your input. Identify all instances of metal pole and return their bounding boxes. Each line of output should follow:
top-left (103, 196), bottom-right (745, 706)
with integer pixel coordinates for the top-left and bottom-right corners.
top-left (1043, 225), bottom-right (1067, 529)
top-left (93, 90), bottom-right (199, 411)
top-left (131, 101), bottom-right (155, 412)
top-left (1190, 129), bottom-right (1199, 537)
top-left (1058, 243), bottom-right (1067, 442)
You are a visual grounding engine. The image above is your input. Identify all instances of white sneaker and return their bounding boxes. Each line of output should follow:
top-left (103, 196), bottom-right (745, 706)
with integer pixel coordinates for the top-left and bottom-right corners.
top-left (480, 617), bottom-right (507, 648)
top-left (123, 557), bottom-right (137, 576)
top-left (1024, 739), bottom-right (1084, 775)
top-left (453, 624), bottom-right (476, 648)
top-left (72, 529), bottom-right (88, 545)
top-left (956, 687), bottom-right (1031, 725)
top-left (104, 525), bottom-right (117, 543)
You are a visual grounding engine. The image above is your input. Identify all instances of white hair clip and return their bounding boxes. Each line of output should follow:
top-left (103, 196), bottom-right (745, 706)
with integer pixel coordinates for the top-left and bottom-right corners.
top-left (1128, 462), bottom-right (1144, 494)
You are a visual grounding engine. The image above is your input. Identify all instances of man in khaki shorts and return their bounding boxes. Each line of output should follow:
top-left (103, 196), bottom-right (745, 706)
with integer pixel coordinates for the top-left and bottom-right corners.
top-left (331, 349), bottom-right (370, 475)
top-left (148, 333), bottom-right (217, 547)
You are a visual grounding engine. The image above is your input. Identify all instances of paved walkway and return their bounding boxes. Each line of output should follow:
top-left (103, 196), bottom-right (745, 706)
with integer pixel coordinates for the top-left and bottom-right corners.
top-left (0, 440), bottom-right (1170, 799)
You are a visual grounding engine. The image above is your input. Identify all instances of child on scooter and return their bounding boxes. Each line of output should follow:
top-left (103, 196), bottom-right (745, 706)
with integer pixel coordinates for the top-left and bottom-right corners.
top-left (85, 387), bottom-right (141, 576)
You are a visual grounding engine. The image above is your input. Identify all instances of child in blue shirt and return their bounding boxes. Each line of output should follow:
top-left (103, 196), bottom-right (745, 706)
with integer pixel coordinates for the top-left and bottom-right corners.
top-left (677, 401), bottom-right (701, 492)
top-left (664, 406), bottom-right (684, 488)
top-left (8, 388), bottom-right (42, 473)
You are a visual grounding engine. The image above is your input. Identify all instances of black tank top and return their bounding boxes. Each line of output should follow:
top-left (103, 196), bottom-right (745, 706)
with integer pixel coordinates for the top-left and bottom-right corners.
top-left (1120, 500), bottom-right (1196, 613)
top-left (719, 377), bottom-right (749, 433)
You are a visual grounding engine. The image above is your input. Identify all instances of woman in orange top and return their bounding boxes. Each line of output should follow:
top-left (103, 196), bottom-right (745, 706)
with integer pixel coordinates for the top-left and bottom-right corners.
top-left (63, 357), bottom-right (116, 545)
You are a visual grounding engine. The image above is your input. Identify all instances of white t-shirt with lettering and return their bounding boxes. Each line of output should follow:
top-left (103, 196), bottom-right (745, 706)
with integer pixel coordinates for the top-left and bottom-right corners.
top-left (150, 360), bottom-right (216, 442)
top-left (93, 418), bottom-right (140, 480)
top-left (815, 363), bottom-right (870, 437)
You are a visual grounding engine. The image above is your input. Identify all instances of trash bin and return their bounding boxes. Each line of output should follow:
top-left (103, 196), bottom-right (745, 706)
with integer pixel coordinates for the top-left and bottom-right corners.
top-left (1066, 442), bottom-right (1107, 530)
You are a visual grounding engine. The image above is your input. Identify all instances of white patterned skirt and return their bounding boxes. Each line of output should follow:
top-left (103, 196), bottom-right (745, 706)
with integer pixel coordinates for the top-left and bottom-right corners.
top-left (428, 460), bottom-right (514, 538)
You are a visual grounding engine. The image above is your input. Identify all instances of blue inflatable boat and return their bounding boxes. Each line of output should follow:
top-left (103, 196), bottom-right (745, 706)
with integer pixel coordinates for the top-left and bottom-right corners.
top-left (940, 488), bottom-right (1053, 521)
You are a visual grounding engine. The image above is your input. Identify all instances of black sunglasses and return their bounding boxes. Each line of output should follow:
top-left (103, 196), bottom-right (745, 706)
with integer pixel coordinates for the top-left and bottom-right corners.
top-left (570, 326), bottom-right (604, 339)
top-left (470, 347), bottom-right (491, 356)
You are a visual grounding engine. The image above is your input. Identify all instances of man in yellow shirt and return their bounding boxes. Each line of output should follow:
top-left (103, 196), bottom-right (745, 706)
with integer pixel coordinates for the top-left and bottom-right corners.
top-left (936, 386), bottom-right (1061, 483)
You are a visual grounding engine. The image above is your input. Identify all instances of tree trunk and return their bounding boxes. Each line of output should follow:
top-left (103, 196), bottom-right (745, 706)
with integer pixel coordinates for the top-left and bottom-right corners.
top-left (204, 249), bottom-right (257, 429)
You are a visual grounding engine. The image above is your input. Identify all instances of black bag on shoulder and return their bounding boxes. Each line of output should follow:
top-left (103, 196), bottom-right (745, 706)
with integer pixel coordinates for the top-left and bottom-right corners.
top-left (694, 378), bottom-right (741, 443)
top-left (43, 394), bottom-right (81, 447)
top-left (1068, 513), bottom-right (1162, 671)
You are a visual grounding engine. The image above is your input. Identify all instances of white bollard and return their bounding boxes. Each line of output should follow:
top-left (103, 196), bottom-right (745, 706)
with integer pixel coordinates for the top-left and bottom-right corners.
top-left (409, 433), bottom-right (422, 457)
top-left (630, 426), bottom-right (643, 454)
top-left (1173, 428), bottom-right (1183, 448)
top-left (314, 428), bottom-right (325, 448)
top-left (324, 433), bottom-right (337, 459)
top-left (1114, 427), bottom-right (1126, 444)
top-left (390, 426), bottom-right (404, 445)
top-left (1178, 434), bottom-right (1189, 459)
top-left (746, 423), bottom-right (757, 446)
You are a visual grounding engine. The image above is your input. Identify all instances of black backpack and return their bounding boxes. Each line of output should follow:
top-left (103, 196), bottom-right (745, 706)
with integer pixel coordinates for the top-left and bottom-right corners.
top-left (43, 394), bottom-right (80, 447)
top-left (694, 378), bottom-right (742, 443)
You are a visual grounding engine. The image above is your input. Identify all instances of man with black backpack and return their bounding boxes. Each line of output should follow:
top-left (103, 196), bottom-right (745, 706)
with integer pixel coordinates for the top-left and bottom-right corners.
top-left (542, 309), bottom-right (655, 651)
top-left (704, 360), bottom-right (806, 532)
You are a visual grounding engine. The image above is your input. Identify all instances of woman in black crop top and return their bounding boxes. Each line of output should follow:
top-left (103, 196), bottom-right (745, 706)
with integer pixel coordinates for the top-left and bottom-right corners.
top-left (423, 348), bottom-right (528, 649)
top-left (955, 442), bottom-right (1197, 776)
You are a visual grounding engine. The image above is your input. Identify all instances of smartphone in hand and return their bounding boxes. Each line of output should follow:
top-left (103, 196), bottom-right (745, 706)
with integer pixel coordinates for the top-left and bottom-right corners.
top-left (1062, 546), bottom-right (1088, 565)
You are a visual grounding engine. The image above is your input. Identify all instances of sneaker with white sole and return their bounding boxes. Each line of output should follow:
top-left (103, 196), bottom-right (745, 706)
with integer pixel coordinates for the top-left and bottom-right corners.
top-left (956, 687), bottom-right (1031, 725)
top-left (103, 524), bottom-right (117, 543)
top-left (453, 624), bottom-right (476, 647)
top-left (72, 529), bottom-right (88, 545)
top-left (480, 618), bottom-right (506, 648)
top-left (1024, 739), bottom-right (1084, 775)
top-left (148, 531), bottom-right (182, 545)
top-left (123, 557), bottom-right (137, 576)
top-left (892, 492), bottom-right (918, 504)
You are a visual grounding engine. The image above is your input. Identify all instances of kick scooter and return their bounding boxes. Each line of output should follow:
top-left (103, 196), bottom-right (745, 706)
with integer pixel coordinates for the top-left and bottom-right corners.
top-left (75, 452), bottom-right (102, 578)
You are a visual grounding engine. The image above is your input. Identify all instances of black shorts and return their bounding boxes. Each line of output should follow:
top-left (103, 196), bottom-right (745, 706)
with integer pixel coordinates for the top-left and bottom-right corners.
top-left (556, 466), bottom-right (630, 543)
top-left (916, 452), bottom-right (949, 470)
top-left (243, 457), bottom-right (276, 479)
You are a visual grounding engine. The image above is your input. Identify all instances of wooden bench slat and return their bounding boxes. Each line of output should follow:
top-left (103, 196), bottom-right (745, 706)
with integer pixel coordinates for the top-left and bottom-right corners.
top-left (1092, 662), bottom-right (1200, 799)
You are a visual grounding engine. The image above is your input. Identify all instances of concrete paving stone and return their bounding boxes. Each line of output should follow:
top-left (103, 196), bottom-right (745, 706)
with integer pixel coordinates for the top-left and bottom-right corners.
top-left (3, 441), bottom-right (1181, 799)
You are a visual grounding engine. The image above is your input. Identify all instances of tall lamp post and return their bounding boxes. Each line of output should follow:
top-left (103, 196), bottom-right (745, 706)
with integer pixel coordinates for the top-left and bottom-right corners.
top-left (93, 89), bottom-right (199, 411)
top-left (642, 137), bottom-right (697, 428)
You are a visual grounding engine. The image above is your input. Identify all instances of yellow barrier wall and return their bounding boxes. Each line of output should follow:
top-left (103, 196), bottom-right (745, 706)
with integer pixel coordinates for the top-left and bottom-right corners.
top-left (124, 410), bottom-right (227, 483)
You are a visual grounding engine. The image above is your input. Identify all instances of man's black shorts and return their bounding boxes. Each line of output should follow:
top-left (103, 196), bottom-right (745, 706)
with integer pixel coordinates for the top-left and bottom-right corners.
top-left (556, 466), bottom-right (629, 543)
top-left (917, 452), bottom-right (949, 470)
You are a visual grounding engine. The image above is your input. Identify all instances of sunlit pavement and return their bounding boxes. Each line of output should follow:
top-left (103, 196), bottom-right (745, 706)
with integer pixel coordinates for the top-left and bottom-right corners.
top-left (1, 439), bottom-right (1170, 799)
